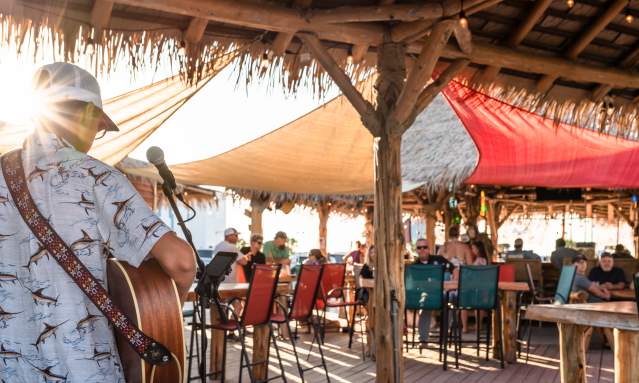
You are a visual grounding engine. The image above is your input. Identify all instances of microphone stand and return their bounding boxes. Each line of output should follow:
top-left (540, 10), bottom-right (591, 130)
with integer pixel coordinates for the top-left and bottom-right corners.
top-left (159, 182), bottom-right (209, 383)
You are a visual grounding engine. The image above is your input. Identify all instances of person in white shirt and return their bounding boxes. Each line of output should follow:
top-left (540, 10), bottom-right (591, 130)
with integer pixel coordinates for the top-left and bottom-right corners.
top-left (212, 227), bottom-right (242, 283)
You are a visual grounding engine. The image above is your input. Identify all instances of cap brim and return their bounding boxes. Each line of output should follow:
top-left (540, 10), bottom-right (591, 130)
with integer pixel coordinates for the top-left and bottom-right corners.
top-left (96, 108), bottom-right (119, 132)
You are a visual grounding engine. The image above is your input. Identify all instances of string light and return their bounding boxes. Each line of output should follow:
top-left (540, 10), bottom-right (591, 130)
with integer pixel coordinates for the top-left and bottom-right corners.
top-left (626, 2), bottom-right (634, 24)
top-left (178, 40), bottom-right (186, 57)
top-left (346, 47), bottom-right (353, 65)
top-left (566, 0), bottom-right (575, 8)
top-left (459, 11), bottom-right (469, 29)
top-left (85, 38), bottom-right (95, 56)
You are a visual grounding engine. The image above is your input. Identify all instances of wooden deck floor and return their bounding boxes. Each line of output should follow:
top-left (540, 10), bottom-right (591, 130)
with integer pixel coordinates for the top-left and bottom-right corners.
top-left (185, 323), bottom-right (615, 382)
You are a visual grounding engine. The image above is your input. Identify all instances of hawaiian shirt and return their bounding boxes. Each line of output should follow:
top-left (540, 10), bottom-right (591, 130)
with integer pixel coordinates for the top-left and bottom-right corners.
top-left (0, 128), bottom-right (171, 382)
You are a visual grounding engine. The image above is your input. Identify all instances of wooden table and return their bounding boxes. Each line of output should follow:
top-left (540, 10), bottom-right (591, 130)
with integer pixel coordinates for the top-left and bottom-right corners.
top-left (359, 278), bottom-right (528, 363)
top-left (526, 301), bottom-right (639, 383)
top-left (188, 282), bottom-right (290, 381)
top-left (610, 289), bottom-right (635, 301)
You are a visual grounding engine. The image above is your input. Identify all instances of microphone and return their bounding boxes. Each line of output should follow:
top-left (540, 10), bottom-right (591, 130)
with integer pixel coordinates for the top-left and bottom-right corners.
top-left (146, 146), bottom-right (177, 192)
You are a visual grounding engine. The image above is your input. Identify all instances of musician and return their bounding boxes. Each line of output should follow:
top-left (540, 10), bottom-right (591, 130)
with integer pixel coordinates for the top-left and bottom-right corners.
top-left (0, 63), bottom-right (195, 383)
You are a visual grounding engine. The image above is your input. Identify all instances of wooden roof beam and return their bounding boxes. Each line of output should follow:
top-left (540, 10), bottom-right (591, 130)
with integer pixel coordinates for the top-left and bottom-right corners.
top-left (536, 0), bottom-right (628, 93)
top-left (438, 40), bottom-right (639, 89)
top-left (115, 0), bottom-right (386, 46)
top-left (90, 0), bottom-right (114, 34)
top-left (298, 32), bottom-right (380, 135)
top-left (477, 0), bottom-right (553, 85)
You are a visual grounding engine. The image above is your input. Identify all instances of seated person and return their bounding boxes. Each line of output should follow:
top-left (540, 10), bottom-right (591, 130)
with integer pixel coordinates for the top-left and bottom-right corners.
top-left (613, 244), bottom-right (633, 259)
top-left (588, 252), bottom-right (626, 290)
top-left (344, 241), bottom-right (366, 264)
top-left (239, 234), bottom-right (266, 281)
top-left (572, 254), bottom-right (611, 302)
top-left (551, 238), bottom-right (579, 269)
top-left (304, 248), bottom-right (328, 265)
top-left (506, 238), bottom-right (541, 260)
top-left (413, 238), bottom-right (455, 343)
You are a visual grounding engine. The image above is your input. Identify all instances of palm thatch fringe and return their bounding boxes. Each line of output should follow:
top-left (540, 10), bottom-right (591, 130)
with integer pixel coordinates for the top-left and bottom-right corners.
top-left (466, 77), bottom-right (639, 141)
top-left (228, 187), bottom-right (369, 216)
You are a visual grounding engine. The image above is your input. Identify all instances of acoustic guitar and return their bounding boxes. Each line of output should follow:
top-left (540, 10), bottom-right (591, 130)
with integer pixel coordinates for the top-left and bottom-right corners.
top-left (107, 258), bottom-right (186, 383)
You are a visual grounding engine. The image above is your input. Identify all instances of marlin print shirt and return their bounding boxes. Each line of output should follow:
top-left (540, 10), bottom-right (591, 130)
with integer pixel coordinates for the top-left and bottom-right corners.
top-left (0, 129), bottom-right (171, 382)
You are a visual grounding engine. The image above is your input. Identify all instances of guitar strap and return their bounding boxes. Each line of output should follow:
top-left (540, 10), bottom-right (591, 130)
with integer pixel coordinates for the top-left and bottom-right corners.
top-left (1, 149), bottom-right (170, 365)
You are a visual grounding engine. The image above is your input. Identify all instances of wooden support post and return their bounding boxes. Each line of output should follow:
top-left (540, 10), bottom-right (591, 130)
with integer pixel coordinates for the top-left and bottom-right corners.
top-left (558, 323), bottom-right (588, 383)
top-left (252, 325), bottom-right (270, 379)
top-left (426, 213), bottom-right (436, 252)
top-left (248, 196), bottom-right (269, 236)
top-left (210, 309), bottom-right (225, 379)
top-left (492, 290), bottom-right (518, 362)
top-left (486, 199), bottom-right (499, 259)
top-left (318, 202), bottom-right (330, 255)
top-left (365, 206), bottom-right (375, 249)
top-left (614, 329), bottom-right (639, 383)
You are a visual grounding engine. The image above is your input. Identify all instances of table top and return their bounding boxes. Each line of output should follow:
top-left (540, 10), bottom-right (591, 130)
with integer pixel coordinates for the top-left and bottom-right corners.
top-left (358, 278), bottom-right (528, 292)
top-left (610, 289), bottom-right (635, 300)
top-left (526, 301), bottom-right (639, 331)
top-left (188, 281), bottom-right (290, 301)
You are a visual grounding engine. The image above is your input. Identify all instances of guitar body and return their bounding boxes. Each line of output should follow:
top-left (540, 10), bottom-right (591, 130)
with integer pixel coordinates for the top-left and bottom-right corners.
top-left (107, 258), bottom-right (185, 383)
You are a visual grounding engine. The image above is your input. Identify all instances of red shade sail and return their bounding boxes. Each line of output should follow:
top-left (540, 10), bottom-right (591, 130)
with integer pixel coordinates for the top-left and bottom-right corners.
top-left (442, 81), bottom-right (639, 189)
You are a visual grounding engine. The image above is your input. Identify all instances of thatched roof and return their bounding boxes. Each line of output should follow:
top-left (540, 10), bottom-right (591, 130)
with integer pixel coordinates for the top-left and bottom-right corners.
top-left (5, 0), bottom-right (639, 134)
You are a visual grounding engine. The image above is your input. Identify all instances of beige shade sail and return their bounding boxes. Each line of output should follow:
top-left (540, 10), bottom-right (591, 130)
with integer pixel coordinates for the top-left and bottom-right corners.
top-left (168, 93), bottom-right (375, 195)
top-left (0, 58), bottom-right (231, 165)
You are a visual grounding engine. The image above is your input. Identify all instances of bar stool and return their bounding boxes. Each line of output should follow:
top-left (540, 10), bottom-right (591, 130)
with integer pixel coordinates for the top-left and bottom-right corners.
top-left (271, 264), bottom-right (330, 382)
top-left (211, 264), bottom-right (286, 382)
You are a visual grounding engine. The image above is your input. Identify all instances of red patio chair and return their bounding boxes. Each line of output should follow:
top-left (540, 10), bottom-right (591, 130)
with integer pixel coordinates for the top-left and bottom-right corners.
top-left (211, 264), bottom-right (286, 383)
top-left (317, 263), bottom-right (366, 359)
top-left (271, 264), bottom-right (330, 382)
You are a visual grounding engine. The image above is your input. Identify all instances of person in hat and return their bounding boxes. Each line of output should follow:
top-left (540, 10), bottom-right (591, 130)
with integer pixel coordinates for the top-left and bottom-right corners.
top-left (263, 231), bottom-right (291, 265)
top-left (572, 253), bottom-right (611, 302)
top-left (588, 252), bottom-right (627, 290)
top-left (0, 63), bottom-right (195, 382)
top-left (211, 227), bottom-right (243, 282)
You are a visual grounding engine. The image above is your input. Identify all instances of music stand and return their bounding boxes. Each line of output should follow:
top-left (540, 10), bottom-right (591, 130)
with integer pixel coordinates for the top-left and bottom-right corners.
top-left (205, 252), bottom-right (238, 321)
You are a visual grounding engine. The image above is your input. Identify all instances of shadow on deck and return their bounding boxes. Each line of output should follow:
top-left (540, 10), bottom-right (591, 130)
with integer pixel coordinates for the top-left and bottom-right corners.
top-left (186, 324), bottom-right (614, 382)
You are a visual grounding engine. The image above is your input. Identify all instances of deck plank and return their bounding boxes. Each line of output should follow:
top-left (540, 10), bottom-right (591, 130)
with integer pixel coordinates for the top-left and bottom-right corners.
top-left (184, 315), bottom-right (614, 382)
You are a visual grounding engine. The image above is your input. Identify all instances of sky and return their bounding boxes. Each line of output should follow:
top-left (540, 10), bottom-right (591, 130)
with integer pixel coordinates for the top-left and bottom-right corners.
top-left (0, 42), bottom-right (366, 253)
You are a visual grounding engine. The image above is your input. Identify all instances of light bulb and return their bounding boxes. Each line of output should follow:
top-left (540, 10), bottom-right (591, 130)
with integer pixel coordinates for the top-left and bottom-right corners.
top-left (566, 0), bottom-right (575, 8)
top-left (626, 12), bottom-right (634, 24)
top-left (178, 40), bottom-right (186, 57)
top-left (346, 53), bottom-right (353, 65)
top-left (459, 11), bottom-right (468, 29)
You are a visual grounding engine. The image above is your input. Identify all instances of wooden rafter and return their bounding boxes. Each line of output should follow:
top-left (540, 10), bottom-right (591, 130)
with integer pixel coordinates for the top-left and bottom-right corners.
top-left (391, 20), bottom-right (455, 125)
top-left (390, 0), bottom-right (502, 43)
top-left (407, 58), bottom-right (470, 128)
top-left (536, 0), bottom-right (628, 93)
top-left (613, 203), bottom-right (635, 227)
top-left (272, 0), bottom-right (313, 56)
top-left (298, 33), bottom-right (380, 135)
top-left (116, 0), bottom-right (639, 89)
top-left (184, 17), bottom-right (208, 44)
top-left (90, 0), bottom-right (114, 33)
top-left (476, 0), bottom-right (552, 84)
top-left (592, 44), bottom-right (639, 101)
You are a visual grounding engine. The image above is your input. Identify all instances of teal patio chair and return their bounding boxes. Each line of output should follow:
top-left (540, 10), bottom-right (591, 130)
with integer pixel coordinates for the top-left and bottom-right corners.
top-left (404, 264), bottom-right (448, 368)
top-left (446, 265), bottom-right (503, 369)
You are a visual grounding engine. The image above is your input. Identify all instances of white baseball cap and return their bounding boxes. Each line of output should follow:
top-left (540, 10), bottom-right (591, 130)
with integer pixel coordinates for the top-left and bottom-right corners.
top-left (224, 228), bottom-right (239, 237)
top-left (32, 62), bottom-right (118, 132)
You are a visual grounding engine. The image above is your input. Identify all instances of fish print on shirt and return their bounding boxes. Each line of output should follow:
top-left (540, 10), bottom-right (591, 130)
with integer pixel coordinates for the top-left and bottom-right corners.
top-left (0, 129), bottom-right (171, 383)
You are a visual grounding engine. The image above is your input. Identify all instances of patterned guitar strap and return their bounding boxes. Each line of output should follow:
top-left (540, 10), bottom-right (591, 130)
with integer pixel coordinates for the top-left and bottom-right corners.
top-left (1, 150), bottom-right (170, 365)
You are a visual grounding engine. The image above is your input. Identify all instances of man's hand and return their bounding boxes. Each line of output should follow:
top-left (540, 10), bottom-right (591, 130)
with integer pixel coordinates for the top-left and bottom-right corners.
top-left (602, 282), bottom-right (613, 290)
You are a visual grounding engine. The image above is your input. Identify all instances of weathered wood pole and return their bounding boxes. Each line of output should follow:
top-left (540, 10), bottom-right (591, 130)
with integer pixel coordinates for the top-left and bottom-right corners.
top-left (318, 201), bottom-right (330, 255)
top-left (372, 38), bottom-right (407, 383)
top-left (558, 323), bottom-right (588, 383)
top-left (426, 213), bottom-right (437, 252)
top-left (614, 328), bottom-right (639, 383)
top-left (248, 195), bottom-right (269, 236)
